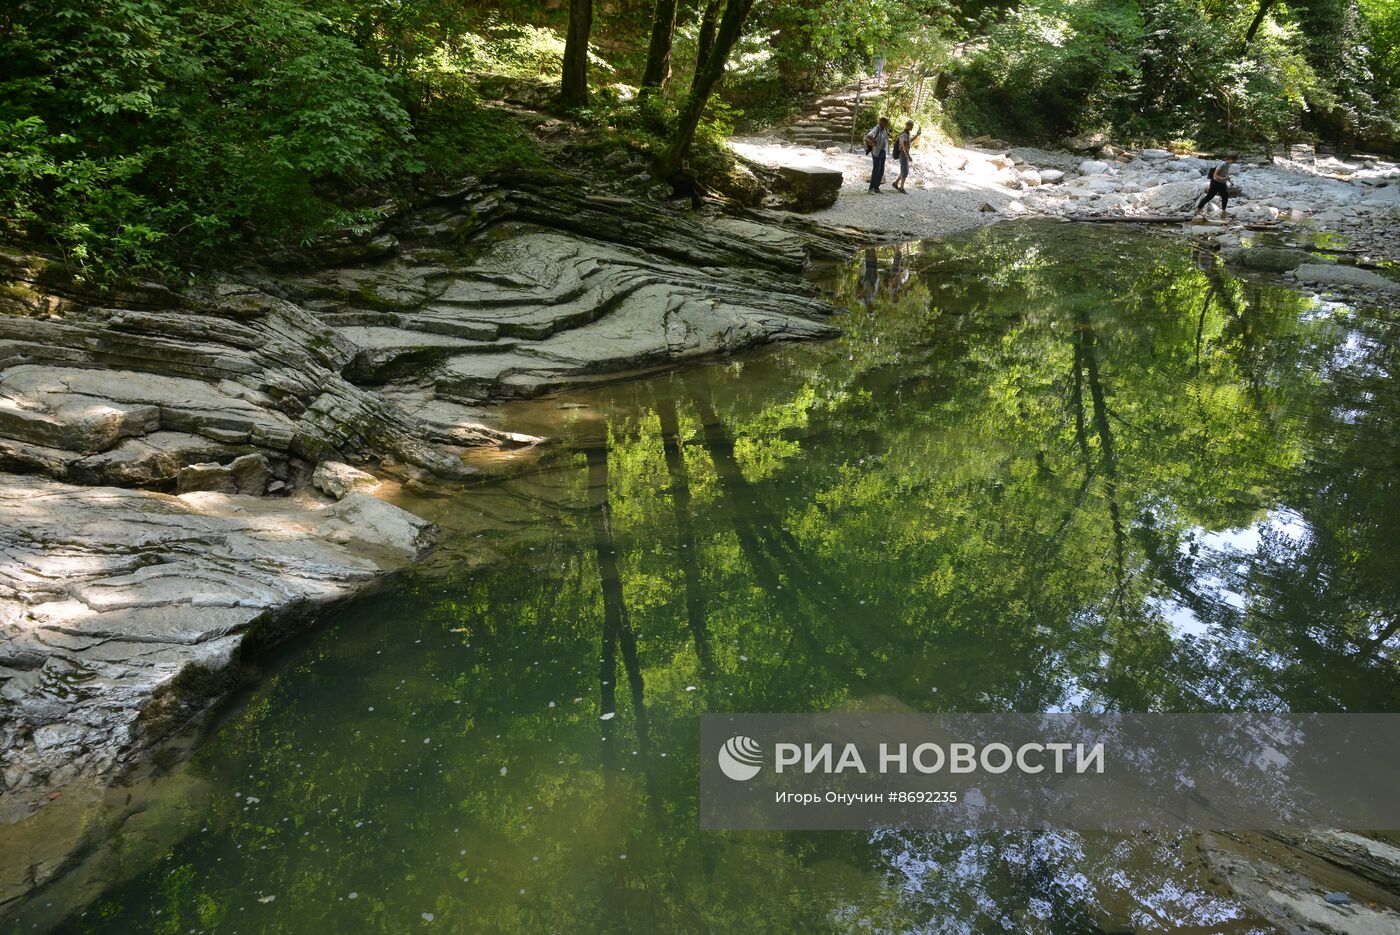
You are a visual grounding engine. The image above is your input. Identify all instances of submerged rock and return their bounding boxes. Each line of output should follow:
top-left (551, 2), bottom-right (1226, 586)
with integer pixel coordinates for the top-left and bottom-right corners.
top-left (1223, 246), bottom-right (1314, 273)
top-left (1199, 831), bottom-right (1400, 935)
top-left (1291, 263), bottom-right (1400, 292)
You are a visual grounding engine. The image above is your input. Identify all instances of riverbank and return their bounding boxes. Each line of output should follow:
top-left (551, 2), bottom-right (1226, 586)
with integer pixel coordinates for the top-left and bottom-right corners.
top-left (6, 221), bottom-right (1396, 934)
top-left (731, 134), bottom-right (1400, 305)
top-left (0, 165), bottom-right (856, 841)
top-left (3, 115), bottom-right (1398, 927)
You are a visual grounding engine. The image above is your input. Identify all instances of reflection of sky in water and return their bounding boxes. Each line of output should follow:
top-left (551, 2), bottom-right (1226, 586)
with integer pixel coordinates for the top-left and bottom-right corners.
top-left (870, 829), bottom-right (1252, 933)
top-left (1157, 509), bottom-right (1313, 637)
top-left (31, 223), bottom-right (1394, 935)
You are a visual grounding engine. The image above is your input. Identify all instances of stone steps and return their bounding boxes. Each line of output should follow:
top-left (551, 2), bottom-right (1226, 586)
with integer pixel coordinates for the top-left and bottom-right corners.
top-left (782, 77), bottom-right (907, 145)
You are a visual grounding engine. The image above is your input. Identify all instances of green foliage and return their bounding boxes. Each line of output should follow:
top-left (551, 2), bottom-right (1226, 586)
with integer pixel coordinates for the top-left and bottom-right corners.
top-left (560, 86), bottom-right (737, 183)
top-left (946, 0), bottom-right (1399, 147)
top-left (946, 0), bottom-right (1144, 140)
top-left (750, 0), bottom-right (956, 89)
top-left (0, 0), bottom-right (556, 283)
top-left (6, 0), bottom-right (1398, 283)
top-left (1364, 0), bottom-right (1400, 91)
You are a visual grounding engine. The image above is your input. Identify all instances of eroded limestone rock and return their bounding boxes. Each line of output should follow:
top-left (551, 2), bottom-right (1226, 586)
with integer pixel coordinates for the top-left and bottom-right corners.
top-left (313, 460), bottom-right (380, 499)
top-left (0, 472), bottom-right (434, 800)
top-left (0, 173), bottom-right (844, 496)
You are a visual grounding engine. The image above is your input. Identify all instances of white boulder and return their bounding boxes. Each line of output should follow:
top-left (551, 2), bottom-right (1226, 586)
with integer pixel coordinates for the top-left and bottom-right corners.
top-left (1080, 160), bottom-right (1111, 175)
top-left (1362, 185), bottom-right (1400, 208)
top-left (1082, 176), bottom-right (1122, 193)
top-left (1139, 179), bottom-right (1207, 212)
top-left (313, 461), bottom-right (381, 499)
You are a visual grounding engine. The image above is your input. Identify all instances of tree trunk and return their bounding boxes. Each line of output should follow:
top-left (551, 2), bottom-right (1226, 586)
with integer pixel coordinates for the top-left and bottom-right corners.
top-left (561, 0), bottom-right (593, 108)
top-left (664, 0), bottom-right (756, 177)
top-left (641, 0), bottom-right (681, 90)
top-left (692, 0), bottom-right (723, 91)
top-left (1243, 0), bottom-right (1277, 48)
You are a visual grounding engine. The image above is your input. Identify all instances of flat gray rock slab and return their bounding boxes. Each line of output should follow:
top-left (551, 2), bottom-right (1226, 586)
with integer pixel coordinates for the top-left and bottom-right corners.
top-left (0, 472), bottom-right (434, 799)
top-left (0, 365), bottom-right (296, 450)
top-left (1292, 263), bottom-right (1400, 291)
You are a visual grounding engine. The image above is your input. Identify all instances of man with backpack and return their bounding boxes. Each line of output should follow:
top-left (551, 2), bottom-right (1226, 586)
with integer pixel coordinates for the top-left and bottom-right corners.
top-left (864, 116), bottom-right (891, 194)
top-left (1195, 155), bottom-right (1236, 217)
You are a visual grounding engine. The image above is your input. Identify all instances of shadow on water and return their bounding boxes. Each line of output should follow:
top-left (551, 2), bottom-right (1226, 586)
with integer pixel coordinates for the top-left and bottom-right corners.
top-left (23, 220), bottom-right (1400, 933)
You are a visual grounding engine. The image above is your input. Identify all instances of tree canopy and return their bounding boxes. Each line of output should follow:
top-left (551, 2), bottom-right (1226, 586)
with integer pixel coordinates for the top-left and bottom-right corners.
top-left (1, 0), bottom-right (1396, 278)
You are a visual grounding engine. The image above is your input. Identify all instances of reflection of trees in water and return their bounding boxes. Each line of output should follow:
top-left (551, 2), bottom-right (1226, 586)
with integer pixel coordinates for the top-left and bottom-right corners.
top-left (619, 225), bottom-right (1398, 716)
top-left (573, 224), bottom-right (1397, 810)
top-left (74, 225), bottom-right (1400, 933)
top-left (584, 445), bottom-right (648, 772)
top-left (655, 393), bottom-right (715, 684)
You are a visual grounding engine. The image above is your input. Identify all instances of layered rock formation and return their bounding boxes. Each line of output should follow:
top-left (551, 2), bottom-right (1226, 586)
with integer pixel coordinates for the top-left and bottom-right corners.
top-left (0, 475), bottom-right (435, 800)
top-left (0, 170), bottom-right (849, 808)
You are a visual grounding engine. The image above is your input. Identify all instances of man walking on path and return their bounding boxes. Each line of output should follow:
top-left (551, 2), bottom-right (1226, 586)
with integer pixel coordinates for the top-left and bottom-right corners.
top-left (1195, 155), bottom-right (1236, 217)
top-left (893, 120), bottom-right (920, 193)
top-left (864, 116), bottom-right (891, 193)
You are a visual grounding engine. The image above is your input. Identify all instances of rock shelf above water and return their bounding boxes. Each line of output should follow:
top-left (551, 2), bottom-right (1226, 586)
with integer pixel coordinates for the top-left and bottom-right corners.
top-left (0, 171), bottom-right (851, 818)
top-left (1, 172), bottom-right (846, 494)
top-left (0, 474), bottom-right (435, 802)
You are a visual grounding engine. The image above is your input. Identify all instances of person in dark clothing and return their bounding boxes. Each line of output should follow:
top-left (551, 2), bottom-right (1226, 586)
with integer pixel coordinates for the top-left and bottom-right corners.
top-left (864, 116), bottom-right (891, 193)
top-left (1195, 155), bottom-right (1236, 217)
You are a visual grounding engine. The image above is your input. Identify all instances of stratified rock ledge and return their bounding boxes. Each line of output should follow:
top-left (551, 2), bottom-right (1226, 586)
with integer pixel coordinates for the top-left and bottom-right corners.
top-left (0, 169), bottom-right (852, 873)
top-left (0, 473), bottom-right (435, 802)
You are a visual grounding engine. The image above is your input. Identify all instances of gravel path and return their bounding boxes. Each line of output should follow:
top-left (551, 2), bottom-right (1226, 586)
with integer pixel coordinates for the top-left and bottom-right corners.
top-left (731, 135), bottom-right (1400, 277)
top-left (730, 135), bottom-right (1031, 239)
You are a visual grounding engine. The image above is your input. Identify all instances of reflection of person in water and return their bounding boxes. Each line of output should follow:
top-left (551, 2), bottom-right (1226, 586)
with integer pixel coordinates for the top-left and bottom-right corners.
top-left (859, 247), bottom-right (879, 316)
top-left (884, 245), bottom-right (911, 299)
top-left (1191, 242), bottom-right (1218, 274)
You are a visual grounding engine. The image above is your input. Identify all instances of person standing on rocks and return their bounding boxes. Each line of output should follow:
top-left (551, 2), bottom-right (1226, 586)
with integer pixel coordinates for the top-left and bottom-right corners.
top-left (1195, 155), bottom-right (1236, 218)
top-left (864, 116), bottom-right (891, 194)
top-left (893, 121), bottom-right (920, 193)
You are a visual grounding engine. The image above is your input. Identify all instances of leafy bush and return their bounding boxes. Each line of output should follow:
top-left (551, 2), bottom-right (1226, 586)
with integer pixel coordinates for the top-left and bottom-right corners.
top-left (0, 0), bottom-right (556, 283)
top-left (0, 0), bottom-right (419, 280)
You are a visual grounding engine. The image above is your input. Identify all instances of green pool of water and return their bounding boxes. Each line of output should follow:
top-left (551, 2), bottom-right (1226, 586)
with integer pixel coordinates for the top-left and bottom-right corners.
top-left (48, 222), bottom-right (1400, 933)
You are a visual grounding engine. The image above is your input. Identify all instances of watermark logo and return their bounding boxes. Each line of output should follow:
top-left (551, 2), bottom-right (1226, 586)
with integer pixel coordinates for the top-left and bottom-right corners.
top-left (701, 713), bottom-right (1400, 831)
top-left (718, 735), bottom-right (764, 781)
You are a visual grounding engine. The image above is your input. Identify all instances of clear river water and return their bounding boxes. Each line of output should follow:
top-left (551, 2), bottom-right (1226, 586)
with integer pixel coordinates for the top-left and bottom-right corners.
top-left (36, 221), bottom-right (1400, 933)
